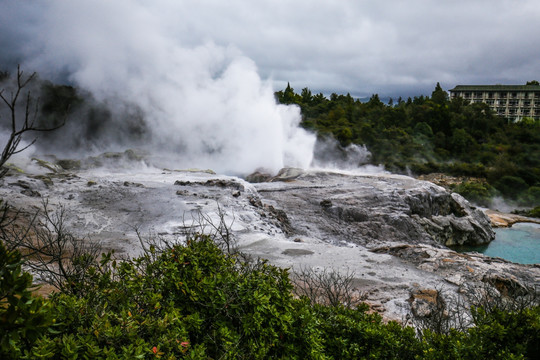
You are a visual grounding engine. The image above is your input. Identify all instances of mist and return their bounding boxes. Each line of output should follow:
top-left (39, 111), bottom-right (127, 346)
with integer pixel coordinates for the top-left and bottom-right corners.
top-left (311, 136), bottom-right (374, 171)
top-left (4, 1), bottom-right (315, 176)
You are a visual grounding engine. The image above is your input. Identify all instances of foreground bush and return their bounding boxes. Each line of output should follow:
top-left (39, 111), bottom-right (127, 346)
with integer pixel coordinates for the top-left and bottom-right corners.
top-left (0, 242), bottom-right (52, 359)
top-left (1, 235), bottom-right (539, 359)
top-left (420, 306), bottom-right (540, 360)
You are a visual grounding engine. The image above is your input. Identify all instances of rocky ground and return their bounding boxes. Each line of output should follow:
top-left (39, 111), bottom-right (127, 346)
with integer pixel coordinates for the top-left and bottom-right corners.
top-left (484, 209), bottom-right (540, 227)
top-left (1, 153), bottom-right (539, 322)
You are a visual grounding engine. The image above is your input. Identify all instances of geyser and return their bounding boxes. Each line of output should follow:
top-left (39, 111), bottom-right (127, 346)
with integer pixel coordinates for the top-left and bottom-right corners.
top-left (8, 0), bottom-right (315, 175)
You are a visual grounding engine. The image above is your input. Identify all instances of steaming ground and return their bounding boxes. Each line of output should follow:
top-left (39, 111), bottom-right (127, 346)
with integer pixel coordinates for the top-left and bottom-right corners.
top-left (2, 156), bottom-right (538, 322)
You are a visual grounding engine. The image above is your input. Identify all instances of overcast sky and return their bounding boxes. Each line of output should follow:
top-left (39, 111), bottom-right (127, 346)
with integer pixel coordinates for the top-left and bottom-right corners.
top-left (1, 0), bottom-right (540, 99)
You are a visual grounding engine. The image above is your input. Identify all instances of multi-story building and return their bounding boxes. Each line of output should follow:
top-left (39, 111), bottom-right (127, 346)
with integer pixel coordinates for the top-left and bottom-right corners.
top-left (449, 84), bottom-right (540, 121)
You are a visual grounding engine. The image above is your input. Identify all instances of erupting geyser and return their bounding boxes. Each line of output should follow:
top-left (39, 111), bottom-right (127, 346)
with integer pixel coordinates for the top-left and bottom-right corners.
top-left (5, 0), bottom-right (316, 175)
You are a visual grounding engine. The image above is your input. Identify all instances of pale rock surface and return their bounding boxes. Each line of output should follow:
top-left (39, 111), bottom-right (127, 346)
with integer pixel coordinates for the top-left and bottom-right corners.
top-left (1, 158), bottom-right (538, 322)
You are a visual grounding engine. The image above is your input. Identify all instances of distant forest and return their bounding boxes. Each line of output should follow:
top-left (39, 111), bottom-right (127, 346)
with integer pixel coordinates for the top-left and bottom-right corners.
top-left (276, 83), bottom-right (540, 211)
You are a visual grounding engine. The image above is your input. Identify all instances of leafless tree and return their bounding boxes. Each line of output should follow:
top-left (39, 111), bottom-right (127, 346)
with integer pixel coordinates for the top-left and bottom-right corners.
top-left (0, 200), bottom-right (101, 295)
top-left (292, 266), bottom-right (365, 307)
top-left (407, 287), bottom-right (465, 336)
top-left (0, 65), bottom-right (65, 178)
top-left (136, 203), bottom-right (239, 258)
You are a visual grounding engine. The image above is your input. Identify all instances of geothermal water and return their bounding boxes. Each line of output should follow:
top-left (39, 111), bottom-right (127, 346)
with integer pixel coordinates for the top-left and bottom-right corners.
top-left (456, 223), bottom-right (540, 265)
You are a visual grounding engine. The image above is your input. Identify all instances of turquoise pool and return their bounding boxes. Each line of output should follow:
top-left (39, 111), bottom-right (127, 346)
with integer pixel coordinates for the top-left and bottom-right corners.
top-left (454, 222), bottom-right (540, 265)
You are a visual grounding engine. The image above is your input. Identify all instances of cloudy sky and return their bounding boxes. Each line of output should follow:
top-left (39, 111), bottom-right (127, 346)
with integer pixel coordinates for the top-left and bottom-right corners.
top-left (1, 0), bottom-right (540, 99)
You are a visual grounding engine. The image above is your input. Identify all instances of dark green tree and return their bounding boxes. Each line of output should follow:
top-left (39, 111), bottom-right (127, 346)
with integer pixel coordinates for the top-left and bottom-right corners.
top-left (431, 82), bottom-right (448, 105)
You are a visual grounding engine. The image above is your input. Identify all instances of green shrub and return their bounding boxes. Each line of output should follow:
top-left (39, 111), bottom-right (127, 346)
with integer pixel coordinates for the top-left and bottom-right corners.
top-left (421, 306), bottom-right (540, 360)
top-left (451, 181), bottom-right (496, 207)
top-left (3, 233), bottom-right (539, 359)
top-left (0, 242), bottom-right (52, 359)
top-left (495, 176), bottom-right (529, 199)
top-left (526, 206), bottom-right (540, 218)
top-left (518, 186), bottom-right (540, 206)
top-left (314, 304), bottom-right (422, 359)
top-left (409, 162), bottom-right (441, 175)
top-left (24, 236), bottom-right (426, 359)
top-left (445, 162), bottom-right (486, 178)
top-left (28, 236), bottom-right (324, 359)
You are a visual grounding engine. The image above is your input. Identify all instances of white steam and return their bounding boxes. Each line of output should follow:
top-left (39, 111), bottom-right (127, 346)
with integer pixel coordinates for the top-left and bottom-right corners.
top-left (311, 136), bottom-right (373, 170)
top-left (0, 129), bottom-right (36, 166)
top-left (22, 1), bottom-right (315, 175)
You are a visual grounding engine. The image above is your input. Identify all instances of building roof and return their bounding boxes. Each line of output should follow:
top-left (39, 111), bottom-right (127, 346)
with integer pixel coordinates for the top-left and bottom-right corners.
top-left (449, 85), bottom-right (540, 92)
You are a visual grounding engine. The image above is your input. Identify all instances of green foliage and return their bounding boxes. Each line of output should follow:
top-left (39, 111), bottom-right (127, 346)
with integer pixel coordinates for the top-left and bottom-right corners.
top-left (37, 82), bottom-right (82, 130)
top-left (0, 70), bottom-right (9, 82)
top-left (40, 82), bottom-right (81, 116)
top-left (0, 242), bottom-right (52, 359)
top-left (514, 206), bottom-right (540, 219)
top-left (431, 82), bottom-right (448, 105)
top-left (2, 235), bottom-right (540, 359)
top-left (528, 206), bottom-right (540, 218)
top-left (421, 306), bottom-right (540, 360)
top-left (494, 176), bottom-right (529, 199)
top-left (313, 304), bottom-right (422, 359)
top-left (29, 236), bottom-right (308, 359)
top-left (413, 122), bottom-right (433, 137)
top-left (519, 186), bottom-right (540, 205)
top-left (451, 181), bottom-right (496, 207)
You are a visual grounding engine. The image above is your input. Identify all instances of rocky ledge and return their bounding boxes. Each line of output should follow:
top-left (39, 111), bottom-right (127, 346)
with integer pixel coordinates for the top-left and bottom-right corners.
top-left (252, 168), bottom-right (495, 247)
top-left (485, 209), bottom-right (540, 227)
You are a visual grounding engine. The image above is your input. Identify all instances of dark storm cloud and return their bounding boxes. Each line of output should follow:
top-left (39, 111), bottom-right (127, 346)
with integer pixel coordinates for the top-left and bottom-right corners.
top-left (1, 0), bottom-right (539, 97)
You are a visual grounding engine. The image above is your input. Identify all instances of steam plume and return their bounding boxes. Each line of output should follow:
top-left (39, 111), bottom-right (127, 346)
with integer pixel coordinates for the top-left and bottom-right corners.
top-left (10, 1), bottom-right (315, 175)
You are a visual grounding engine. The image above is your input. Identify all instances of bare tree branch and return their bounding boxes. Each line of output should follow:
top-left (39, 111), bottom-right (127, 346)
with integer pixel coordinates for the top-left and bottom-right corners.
top-left (0, 200), bottom-right (101, 295)
top-left (0, 65), bottom-right (66, 178)
top-left (408, 282), bottom-right (540, 336)
top-left (292, 266), bottom-right (365, 307)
